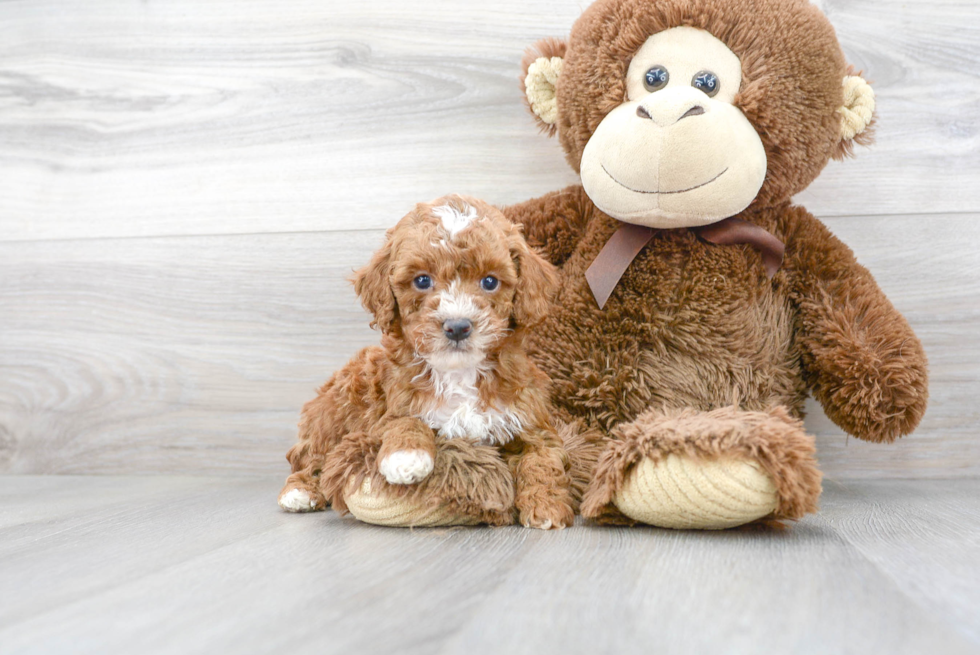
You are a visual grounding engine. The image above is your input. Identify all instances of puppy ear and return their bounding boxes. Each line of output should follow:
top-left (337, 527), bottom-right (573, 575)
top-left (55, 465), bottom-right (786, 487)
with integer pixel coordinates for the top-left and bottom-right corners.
top-left (520, 37), bottom-right (567, 136)
top-left (352, 233), bottom-right (398, 333)
top-left (510, 233), bottom-right (558, 329)
top-left (833, 69), bottom-right (876, 160)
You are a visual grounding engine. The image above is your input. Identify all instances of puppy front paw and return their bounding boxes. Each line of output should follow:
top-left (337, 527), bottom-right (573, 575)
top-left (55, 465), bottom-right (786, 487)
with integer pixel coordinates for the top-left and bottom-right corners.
top-left (379, 450), bottom-right (434, 485)
top-left (518, 495), bottom-right (575, 530)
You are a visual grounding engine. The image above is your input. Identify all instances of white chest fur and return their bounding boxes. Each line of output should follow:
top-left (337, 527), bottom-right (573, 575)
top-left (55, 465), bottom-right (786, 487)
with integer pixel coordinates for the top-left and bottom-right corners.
top-left (418, 366), bottom-right (523, 445)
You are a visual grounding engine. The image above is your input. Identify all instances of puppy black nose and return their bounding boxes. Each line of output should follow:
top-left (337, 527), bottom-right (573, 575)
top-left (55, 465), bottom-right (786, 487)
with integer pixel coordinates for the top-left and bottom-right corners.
top-left (443, 319), bottom-right (472, 342)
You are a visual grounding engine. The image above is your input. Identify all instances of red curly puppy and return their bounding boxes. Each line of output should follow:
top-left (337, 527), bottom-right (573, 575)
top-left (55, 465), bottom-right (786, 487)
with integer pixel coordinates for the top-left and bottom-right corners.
top-left (278, 195), bottom-right (575, 529)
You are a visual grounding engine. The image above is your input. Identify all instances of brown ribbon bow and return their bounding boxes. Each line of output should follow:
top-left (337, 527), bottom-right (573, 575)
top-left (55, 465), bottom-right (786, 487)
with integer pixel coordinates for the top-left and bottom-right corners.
top-left (584, 217), bottom-right (785, 309)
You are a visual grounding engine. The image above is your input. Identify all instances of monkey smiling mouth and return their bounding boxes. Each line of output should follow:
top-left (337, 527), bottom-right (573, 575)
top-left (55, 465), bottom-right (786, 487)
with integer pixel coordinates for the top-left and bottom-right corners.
top-left (601, 164), bottom-right (729, 195)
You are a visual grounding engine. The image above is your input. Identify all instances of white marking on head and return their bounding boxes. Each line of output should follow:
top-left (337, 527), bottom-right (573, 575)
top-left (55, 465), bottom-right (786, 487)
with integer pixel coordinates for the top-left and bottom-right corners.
top-left (432, 202), bottom-right (479, 239)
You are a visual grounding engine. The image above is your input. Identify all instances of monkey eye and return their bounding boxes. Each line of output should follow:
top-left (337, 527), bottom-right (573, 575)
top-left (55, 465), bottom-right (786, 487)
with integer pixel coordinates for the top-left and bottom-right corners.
top-left (643, 66), bottom-right (669, 92)
top-left (692, 71), bottom-right (720, 97)
top-left (480, 275), bottom-right (499, 292)
top-left (413, 274), bottom-right (433, 291)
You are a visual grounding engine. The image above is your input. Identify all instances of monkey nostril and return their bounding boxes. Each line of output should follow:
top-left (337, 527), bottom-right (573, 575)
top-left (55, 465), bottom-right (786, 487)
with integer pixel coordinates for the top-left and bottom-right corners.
top-left (443, 319), bottom-right (472, 342)
top-left (679, 105), bottom-right (706, 121)
top-left (636, 105), bottom-right (652, 120)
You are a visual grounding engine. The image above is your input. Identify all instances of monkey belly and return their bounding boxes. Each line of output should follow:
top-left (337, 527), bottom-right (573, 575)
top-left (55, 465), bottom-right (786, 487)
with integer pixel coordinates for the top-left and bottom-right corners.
top-left (530, 223), bottom-right (805, 430)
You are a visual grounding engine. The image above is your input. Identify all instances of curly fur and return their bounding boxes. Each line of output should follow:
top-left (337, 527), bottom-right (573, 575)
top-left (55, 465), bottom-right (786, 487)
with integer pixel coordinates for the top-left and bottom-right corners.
top-left (279, 196), bottom-right (574, 529)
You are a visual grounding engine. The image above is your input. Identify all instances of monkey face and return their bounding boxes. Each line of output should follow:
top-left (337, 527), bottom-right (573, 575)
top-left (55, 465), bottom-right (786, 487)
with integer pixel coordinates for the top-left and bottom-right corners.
top-left (579, 27), bottom-right (767, 229)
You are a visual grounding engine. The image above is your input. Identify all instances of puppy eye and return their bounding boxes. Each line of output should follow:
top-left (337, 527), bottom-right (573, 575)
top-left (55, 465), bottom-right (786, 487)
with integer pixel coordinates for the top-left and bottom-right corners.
top-left (692, 71), bottom-right (719, 97)
top-left (644, 66), bottom-right (669, 92)
top-left (480, 275), bottom-right (499, 292)
top-left (413, 275), bottom-right (433, 291)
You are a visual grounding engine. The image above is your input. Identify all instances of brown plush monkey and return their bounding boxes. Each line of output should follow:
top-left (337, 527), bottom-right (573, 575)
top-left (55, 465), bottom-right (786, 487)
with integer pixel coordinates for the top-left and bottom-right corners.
top-left (306, 0), bottom-right (928, 529)
top-left (508, 0), bottom-right (928, 527)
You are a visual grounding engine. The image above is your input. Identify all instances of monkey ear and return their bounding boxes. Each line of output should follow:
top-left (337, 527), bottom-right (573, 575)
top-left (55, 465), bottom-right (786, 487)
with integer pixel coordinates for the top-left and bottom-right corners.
top-left (510, 231), bottom-right (559, 329)
top-left (352, 233), bottom-right (398, 333)
top-left (520, 37), bottom-right (567, 136)
top-left (833, 71), bottom-right (876, 160)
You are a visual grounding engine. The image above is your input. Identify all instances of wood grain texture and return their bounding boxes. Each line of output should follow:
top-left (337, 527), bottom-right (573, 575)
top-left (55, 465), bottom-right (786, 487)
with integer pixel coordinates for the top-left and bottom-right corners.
top-left (1, 476), bottom-right (978, 654)
top-left (1, 213), bottom-right (977, 477)
top-left (0, 0), bottom-right (978, 242)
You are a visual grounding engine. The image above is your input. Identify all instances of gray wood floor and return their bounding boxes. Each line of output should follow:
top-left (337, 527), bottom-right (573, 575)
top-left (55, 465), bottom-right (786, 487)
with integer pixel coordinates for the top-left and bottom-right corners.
top-left (1, 476), bottom-right (978, 655)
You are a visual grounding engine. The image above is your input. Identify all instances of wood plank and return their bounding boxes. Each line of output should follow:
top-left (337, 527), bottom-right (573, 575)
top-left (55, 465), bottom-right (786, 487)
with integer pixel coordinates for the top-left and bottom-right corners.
top-left (817, 478), bottom-right (980, 646)
top-left (0, 475), bottom-right (977, 654)
top-left (0, 212), bottom-right (977, 478)
top-left (0, 0), bottom-right (977, 242)
top-left (440, 485), bottom-right (980, 655)
top-left (0, 230), bottom-right (382, 475)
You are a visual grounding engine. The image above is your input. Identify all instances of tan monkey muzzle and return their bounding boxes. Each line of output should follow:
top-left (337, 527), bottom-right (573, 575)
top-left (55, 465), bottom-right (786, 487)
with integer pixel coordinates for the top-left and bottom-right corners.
top-left (580, 85), bottom-right (767, 229)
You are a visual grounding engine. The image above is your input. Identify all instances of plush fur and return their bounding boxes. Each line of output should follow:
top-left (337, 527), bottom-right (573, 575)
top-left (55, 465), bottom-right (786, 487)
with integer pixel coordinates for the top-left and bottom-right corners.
top-left (501, 0), bottom-right (928, 525)
top-left (581, 405), bottom-right (821, 524)
top-left (320, 429), bottom-right (517, 526)
top-left (279, 196), bottom-right (575, 529)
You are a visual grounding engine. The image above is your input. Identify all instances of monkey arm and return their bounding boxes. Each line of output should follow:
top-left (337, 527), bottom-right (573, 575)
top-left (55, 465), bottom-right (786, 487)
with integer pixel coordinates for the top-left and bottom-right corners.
top-left (786, 208), bottom-right (928, 443)
top-left (502, 184), bottom-right (593, 266)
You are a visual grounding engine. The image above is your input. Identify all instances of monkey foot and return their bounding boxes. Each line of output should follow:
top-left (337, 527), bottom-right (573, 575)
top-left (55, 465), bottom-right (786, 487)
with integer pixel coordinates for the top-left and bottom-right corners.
top-left (613, 454), bottom-right (778, 529)
top-left (320, 432), bottom-right (516, 528)
top-left (581, 406), bottom-right (822, 528)
top-left (343, 477), bottom-right (484, 527)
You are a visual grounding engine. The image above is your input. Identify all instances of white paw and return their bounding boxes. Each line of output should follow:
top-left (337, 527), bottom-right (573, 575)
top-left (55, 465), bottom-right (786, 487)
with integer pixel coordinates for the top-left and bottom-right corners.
top-left (379, 450), bottom-right (434, 485)
top-left (524, 519), bottom-right (553, 530)
top-left (279, 488), bottom-right (317, 513)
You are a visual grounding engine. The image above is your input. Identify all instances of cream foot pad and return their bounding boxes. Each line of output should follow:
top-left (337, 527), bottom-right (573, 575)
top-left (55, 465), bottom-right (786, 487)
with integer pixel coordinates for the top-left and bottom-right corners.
top-left (343, 477), bottom-right (482, 528)
top-left (613, 454), bottom-right (779, 529)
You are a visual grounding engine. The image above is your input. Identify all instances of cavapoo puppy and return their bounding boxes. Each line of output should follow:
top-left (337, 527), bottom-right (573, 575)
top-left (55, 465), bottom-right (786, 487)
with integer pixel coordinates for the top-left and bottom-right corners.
top-left (278, 195), bottom-right (575, 529)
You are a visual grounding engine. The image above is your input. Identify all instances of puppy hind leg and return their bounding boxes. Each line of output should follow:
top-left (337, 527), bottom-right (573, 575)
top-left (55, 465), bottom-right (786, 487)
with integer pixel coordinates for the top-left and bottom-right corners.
top-left (279, 382), bottom-right (352, 512)
top-left (279, 470), bottom-right (327, 513)
top-left (278, 442), bottom-right (328, 513)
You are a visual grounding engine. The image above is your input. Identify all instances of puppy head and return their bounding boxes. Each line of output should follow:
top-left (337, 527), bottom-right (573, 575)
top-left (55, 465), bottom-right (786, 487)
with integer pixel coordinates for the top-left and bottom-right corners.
top-left (353, 195), bottom-right (557, 371)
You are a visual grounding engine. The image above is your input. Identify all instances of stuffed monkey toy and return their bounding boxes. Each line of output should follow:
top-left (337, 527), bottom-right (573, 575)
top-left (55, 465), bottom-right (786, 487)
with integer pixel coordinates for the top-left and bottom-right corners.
top-left (311, 0), bottom-right (929, 529)
top-left (509, 0), bottom-right (928, 527)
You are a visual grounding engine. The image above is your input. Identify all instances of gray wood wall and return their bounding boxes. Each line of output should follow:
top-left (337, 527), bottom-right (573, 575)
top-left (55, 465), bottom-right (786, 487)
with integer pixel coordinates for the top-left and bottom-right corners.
top-left (1, 0), bottom-right (978, 479)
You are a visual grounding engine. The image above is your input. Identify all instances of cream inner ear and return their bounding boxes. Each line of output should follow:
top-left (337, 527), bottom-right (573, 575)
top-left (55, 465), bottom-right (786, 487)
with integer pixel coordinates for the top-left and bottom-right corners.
top-left (525, 56), bottom-right (563, 125)
top-left (578, 27), bottom-right (768, 230)
top-left (839, 75), bottom-right (875, 140)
